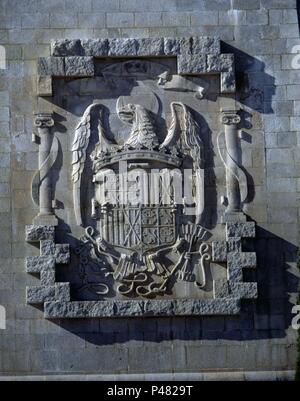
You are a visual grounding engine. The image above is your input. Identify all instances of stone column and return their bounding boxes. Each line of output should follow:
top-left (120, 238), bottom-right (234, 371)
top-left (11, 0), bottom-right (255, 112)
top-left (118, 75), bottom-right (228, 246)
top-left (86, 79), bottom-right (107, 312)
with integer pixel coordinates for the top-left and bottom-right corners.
top-left (34, 113), bottom-right (57, 225)
top-left (221, 110), bottom-right (242, 216)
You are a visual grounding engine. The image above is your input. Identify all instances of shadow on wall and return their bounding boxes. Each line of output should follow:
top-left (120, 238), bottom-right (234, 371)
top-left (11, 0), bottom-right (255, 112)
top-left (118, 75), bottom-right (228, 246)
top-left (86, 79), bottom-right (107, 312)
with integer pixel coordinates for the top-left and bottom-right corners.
top-left (221, 42), bottom-right (275, 115)
top-left (30, 44), bottom-right (299, 343)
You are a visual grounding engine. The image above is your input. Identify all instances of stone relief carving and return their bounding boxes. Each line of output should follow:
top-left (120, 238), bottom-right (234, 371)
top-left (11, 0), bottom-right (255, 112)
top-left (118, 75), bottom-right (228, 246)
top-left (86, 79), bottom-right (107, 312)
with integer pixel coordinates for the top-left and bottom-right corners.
top-left (218, 110), bottom-right (248, 222)
top-left (31, 113), bottom-right (58, 226)
top-left (26, 36), bottom-right (258, 318)
top-left (71, 98), bottom-right (208, 299)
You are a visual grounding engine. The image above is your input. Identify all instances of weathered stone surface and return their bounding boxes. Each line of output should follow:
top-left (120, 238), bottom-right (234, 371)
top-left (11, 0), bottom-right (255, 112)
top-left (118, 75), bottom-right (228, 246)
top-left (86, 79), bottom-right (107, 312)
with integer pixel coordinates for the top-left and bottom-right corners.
top-left (44, 298), bottom-right (241, 318)
top-left (25, 225), bottom-right (55, 242)
top-left (212, 241), bottom-right (227, 262)
top-left (26, 285), bottom-right (55, 304)
top-left (191, 36), bottom-right (220, 54)
top-left (227, 252), bottom-right (257, 282)
top-left (55, 244), bottom-right (70, 264)
top-left (55, 283), bottom-right (70, 302)
top-left (37, 57), bottom-right (64, 76)
top-left (40, 240), bottom-right (56, 256)
top-left (177, 54), bottom-right (207, 74)
top-left (26, 256), bottom-right (55, 273)
top-left (164, 37), bottom-right (191, 55)
top-left (40, 269), bottom-right (56, 286)
top-left (213, 279), bottom-right (229, 298)
top-left (227, 252), bottom-right (257, 269)
top-left (137, 38), bottom-right (164, 56)
top-left (227, 238), bottom-right (242, 252)
top-left (51, 39), bottom-right (83, 56)
top-left (108, 38), bottom-right (138, 56)
top-left (229, 282), bottom-right (258, 299)
top-left (207, 54), bottom-right (234, 72)
top-left (81, 39), bottom-right (109, 56)
top-left (226, 222), bottom-right (256, 238)
top-left (64, 56), bottom-right (94, 77)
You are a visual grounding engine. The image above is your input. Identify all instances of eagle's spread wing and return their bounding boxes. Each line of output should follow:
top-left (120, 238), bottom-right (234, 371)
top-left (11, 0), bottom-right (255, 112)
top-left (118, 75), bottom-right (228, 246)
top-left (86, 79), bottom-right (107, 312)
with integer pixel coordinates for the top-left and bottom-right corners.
top-left (161, 102), bottom-right (204, 167)
top-left (159, 102), bottom-right (180, 149)
top-left (71, 103), bottom-right (111, 226)
top-left (71, 103), bottom-right (96, 184)
top-left (181, 104), bottom-right (204, 168)
top-left (161, 102), bottom-right (205, 222)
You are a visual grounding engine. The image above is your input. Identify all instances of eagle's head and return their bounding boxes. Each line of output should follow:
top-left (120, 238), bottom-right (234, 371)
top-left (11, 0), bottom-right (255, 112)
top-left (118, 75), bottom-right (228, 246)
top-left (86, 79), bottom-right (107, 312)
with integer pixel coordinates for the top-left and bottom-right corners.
top-left (117, 103), bottom-right (137, 125)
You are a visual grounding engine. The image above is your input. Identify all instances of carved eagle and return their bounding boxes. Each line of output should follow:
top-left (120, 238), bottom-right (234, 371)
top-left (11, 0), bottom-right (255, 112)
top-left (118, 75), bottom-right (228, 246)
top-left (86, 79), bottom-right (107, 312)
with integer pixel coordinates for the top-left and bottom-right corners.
top-left (71, 101), bottom-right (204, 226)
top-left (160, 102), bottom-right (204, 167)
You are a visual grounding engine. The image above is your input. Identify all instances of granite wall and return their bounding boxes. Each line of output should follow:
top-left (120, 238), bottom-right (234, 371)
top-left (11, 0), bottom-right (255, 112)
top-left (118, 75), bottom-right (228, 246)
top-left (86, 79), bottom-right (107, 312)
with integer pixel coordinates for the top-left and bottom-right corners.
top-left (0, 0), bottom-right (299, 379)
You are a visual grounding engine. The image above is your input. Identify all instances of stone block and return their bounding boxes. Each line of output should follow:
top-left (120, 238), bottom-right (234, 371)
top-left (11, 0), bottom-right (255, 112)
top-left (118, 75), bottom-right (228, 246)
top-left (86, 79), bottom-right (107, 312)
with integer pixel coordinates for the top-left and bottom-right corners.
top-left (207, 54), bottom-right (234, 72)
top-left (226, 222), bottom-right (255, 238)
top-left (213, 279), bottom-right (229, 298)
top-left (21, 13), bottom-right (49, 29)
top-left (246, 10), bottom-right (268, 25)
top-left (191, 12), bottom-right (218, 26)
top-left (229, 282), bottom-right (258, 299)
top-left (177, 54), bottom-right (207, 74)
top-left (232, 0), bottom-right (260, 9)
top-left (78, 13), bottom-right (105, 28)
top-left (44, 298), bottom-right (241, 318)
top-left (37, 76), bottom-right (52, 97)
top-left (228, 252), bottom-right (257, 269)
top-left (164, 37), bottom-right (183, 55)
top-left (40, 240), bottom-right (56, 256)
top-left (81, 39), bottom-right (109, 56)
top-left (51, 39), bottom-right (83, 56)
top-left (50, 14), bottom-right (78, 29)
top-left (219, 10), bottom-right (247, 25)
top-left (64, 56), bottom-right (94, 77)
top-left (134, 12), bottom-right (162, 28)
top-left (137, 38), bottom-right (164, 56)
top-left (162, 12), bottom-right (190, 27)
top-left (25, 225), bottom-right (55, 242)
top-left (40, 269), bottom-right (56, 286)
top-left (212, 241), bottom-right (227, 262)
top-left (108, 38), bottom-right (138, 56)
top-left (191, 36), bottom-right (220, 54)
top-left (37, 57), bottom-right (64, 77)
top-left (26, 285), bottom-right (55, 304)
top-left (227, 238), bottom-right (242, 252)
top-left (55, 283), bottom-right (70, 302)
top-left (0, 91), bottom-right (9, 107)
top-left (106, 13), bottom-right (134, 28)
top-left (92, 0), bottom-right (119, 11)
top-left (0, 107), bottom-right (10, 122)
top-left (55, 244), bottom-right (70, 264)
top-left (26, 256), bottom-right (55, 273)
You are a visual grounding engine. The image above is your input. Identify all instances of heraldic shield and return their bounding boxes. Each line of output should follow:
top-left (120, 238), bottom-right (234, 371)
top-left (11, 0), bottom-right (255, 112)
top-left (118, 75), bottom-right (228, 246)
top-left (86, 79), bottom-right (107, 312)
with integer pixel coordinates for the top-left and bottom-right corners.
top-left (71, 98), bottom-right (208, 298)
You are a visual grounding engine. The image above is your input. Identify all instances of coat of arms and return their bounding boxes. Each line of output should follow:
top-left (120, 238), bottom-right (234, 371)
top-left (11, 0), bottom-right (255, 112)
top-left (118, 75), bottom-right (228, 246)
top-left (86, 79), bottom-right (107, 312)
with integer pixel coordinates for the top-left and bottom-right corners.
top-left (71, 94), bottom-right (210, 298)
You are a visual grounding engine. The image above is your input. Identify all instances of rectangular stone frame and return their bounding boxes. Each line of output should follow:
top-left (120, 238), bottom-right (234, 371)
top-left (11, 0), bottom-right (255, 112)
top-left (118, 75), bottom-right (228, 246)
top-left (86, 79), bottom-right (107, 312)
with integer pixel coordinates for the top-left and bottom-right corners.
top-left (27, 37), bottom-right (257, 318)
